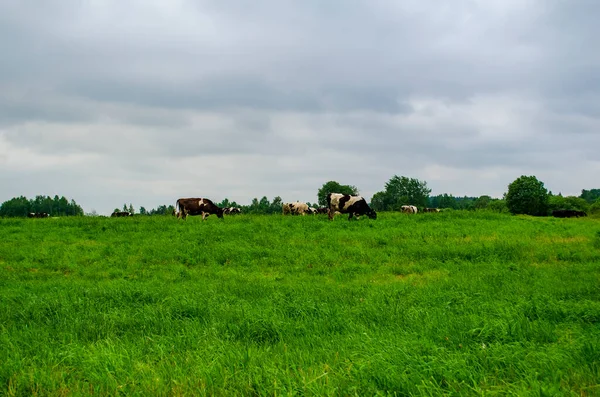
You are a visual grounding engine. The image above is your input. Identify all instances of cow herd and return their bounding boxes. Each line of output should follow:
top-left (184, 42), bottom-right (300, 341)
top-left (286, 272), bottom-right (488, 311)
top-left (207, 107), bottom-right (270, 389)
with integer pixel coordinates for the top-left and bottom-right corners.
top-left (102, 196), bottom-right (586, 221)
top-left (28, 212), bottom-right (49, 218)
top-left (169, 193), bottom-right (379, 221)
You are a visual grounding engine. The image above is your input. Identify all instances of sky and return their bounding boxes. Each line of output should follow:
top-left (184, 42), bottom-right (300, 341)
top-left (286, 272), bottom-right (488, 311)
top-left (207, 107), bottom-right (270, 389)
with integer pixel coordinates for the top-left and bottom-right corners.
top-left (1, 0), bottom-right (599, 215)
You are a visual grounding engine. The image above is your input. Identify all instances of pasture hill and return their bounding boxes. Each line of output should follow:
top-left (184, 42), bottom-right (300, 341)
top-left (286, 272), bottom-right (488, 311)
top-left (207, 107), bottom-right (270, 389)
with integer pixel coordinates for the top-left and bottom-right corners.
top-left (1, 211), bottom-right (599, 395)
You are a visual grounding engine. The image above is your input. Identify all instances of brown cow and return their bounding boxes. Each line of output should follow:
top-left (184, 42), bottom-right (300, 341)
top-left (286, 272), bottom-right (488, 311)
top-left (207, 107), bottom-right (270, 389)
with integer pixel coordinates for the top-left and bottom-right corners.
top-left (176, 198), bottom-right (224, 220)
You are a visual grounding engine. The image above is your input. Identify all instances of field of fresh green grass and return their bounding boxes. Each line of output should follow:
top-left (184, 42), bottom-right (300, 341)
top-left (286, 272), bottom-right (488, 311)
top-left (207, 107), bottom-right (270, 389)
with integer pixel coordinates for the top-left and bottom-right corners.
top-left (1, 212), bottom-right (599, 396)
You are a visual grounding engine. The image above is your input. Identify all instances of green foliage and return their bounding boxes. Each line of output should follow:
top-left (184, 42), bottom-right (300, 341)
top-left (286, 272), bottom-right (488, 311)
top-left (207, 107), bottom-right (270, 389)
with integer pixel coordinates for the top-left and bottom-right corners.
top-left (243, 196), bottom-right (283, 214)
top-left (548, 195), bottom-right (590, 213)
top-left (473, 196), bottom-right (508, 213)
top-left (0, 195), bottom-right (83, 217)
top-left (580, 188), bottom-right (600, 203)
top-left (371, 175), bottom-right (431, 211)
top-left (317, 181), bottom-right (359, 206)
top-left (589, 200), bottom-right (600, 216)
top-left (505, 175), bottom-right (550, 216)
top-left (148, 204), bottom-right (175, 215)
top-left (487, 199), bottom-right (508, 213)
top-left (0, 213), bottom-right (599, 395)
top-left (473, 195), bottom-right (491, 209)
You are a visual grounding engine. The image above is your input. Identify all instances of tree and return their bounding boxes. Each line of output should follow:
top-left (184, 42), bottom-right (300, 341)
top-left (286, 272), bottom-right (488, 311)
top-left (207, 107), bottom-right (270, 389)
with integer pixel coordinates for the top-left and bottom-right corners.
top-left (488, 199), bottom-right (508, 213)
top-left (139, 206), bottom-right (147, 215)
top-left (548, 195), bottom-right (589, 213)
top-left (0, 195), bottom-right (83, 217)
top-left (371, 175), bottom-right (430, 211)
top-left (505, 175), bottom-right (549, 216)
top-left (317, 181), bottom-right (359, 207)
top-left (269, 196), bottom-right (283, 214)
top-left (580, 189), bottom-right (600, 204)
top-left (473, 195), bottom-right (492, 210)
top-left (589, 200), bottom-right (600, 216)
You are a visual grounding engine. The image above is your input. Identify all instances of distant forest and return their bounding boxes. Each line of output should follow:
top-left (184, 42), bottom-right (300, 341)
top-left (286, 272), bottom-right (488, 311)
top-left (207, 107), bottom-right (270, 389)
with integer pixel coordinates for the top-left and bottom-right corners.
top-left (1, 182), bottom-right (599, 218)
top-left (0, 195), bottom-right (84, 217)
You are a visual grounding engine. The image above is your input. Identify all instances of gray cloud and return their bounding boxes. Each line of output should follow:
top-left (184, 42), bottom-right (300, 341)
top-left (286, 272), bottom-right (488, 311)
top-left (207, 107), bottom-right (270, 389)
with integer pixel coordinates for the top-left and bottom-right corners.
top-left (1, 0), bottom-right (599, 214)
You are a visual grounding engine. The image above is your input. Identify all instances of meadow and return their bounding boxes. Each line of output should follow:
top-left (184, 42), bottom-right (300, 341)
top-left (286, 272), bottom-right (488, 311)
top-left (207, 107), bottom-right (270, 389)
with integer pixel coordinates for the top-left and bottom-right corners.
top-left (1, 212), bottom-right (599, 396)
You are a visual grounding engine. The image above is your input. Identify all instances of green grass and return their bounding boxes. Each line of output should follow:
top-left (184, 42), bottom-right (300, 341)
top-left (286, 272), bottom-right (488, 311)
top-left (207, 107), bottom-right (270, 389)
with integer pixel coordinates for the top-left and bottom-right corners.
top-left (1, 212), bottom-right (599, 396)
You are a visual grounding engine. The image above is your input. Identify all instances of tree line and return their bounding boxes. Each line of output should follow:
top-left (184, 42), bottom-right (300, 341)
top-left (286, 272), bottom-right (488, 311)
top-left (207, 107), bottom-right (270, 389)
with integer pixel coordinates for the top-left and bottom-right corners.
top-left (2, 177), bottom-right (599, 218)
top-left (0, 195), bottom-right (84, 217)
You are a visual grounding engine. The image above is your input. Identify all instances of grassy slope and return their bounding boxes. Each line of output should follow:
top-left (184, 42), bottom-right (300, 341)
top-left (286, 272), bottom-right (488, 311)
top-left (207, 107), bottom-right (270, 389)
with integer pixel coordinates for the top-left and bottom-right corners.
top-left (1, 212), bottom-right (599, 396)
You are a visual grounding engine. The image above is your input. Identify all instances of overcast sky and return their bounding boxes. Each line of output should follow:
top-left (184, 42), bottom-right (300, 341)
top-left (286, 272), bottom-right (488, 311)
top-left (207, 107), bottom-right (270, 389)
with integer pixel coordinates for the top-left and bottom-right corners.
top-left (1, 0), bottom-right (599, 214)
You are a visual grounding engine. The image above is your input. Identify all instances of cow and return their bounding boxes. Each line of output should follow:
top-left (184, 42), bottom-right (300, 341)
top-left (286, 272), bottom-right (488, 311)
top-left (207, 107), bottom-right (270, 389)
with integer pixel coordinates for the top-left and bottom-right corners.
top-left (423, 208), bottom-right (440, 213)
top-left (282, 202), bottom-right (311, 215)
top-left (401, 205), bottom-right (418, 214)
top-left (111, 211), bottom-right (131, 217)
top-left (223, 207), bottom-right (242, 215)
top-left (176, 198), bottom-right (224, 220)
top-left (327, 193), bottom-right (377, 221)
top-left (552, 209), bottom-right (587, 218)
top-left (315, 207), bottom-right (329, 214)
top-left (28, 212), bottom-right (49, 218)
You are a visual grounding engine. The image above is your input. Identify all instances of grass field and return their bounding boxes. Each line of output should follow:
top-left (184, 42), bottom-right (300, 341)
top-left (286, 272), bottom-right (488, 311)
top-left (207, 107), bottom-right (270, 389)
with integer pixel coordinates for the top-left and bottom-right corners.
top-left (1, 212), bottom-right (599, 396)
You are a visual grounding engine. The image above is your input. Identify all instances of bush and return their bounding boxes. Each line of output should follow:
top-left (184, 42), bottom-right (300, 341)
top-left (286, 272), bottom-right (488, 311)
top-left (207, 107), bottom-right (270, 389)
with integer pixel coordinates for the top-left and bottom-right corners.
top-left (589, 200), bottom-right (600, 216)
top-left (548, 196), bottom-right (590, 213)
top-left (505, 176), bottom-right (549, 216)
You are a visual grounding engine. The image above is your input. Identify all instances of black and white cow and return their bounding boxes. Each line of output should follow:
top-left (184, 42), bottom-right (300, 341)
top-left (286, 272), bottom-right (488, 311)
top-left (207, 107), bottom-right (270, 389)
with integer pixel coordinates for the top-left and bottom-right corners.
top-left (111, 211), bottom-right (131, 217)
top-left (176, 198), bottom-right (224, 220)
top-left (28, 212), bottom-right (49, 218)
top-left (327, 193), bottom-right (377, 220)
top-left (401, 205), bottom-right (418, 214)
top-left (223, 207), bottom-right (242, 215)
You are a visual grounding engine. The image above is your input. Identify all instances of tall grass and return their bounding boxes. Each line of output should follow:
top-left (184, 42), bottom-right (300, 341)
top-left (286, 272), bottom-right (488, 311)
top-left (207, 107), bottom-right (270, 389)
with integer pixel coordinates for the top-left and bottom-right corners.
top-left (1, 212), bottom-right (599, 395)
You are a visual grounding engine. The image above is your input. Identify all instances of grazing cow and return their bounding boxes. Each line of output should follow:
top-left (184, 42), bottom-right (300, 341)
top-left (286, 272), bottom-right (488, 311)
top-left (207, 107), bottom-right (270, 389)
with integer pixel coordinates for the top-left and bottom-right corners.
top-left (282, 202), bottom-right (311, 215)
top-left (176, 198), bottom-right (224, 220)
top-left (327, 193), bottom-right (377, 221)
top-left (28, 212), bottom-right (49, 218)
top-left (401, 205), bottom-right (418, 214)
top-left (316, 207), bottom-right (329, 214)
top-left (223, 207), bottom-right (242, 215)
top-left (423, 208), bottom-right (440, 213)
top-left (552, 209), bottom-right (587, 218)
top-left (111, 211), bottom-right (131, 217)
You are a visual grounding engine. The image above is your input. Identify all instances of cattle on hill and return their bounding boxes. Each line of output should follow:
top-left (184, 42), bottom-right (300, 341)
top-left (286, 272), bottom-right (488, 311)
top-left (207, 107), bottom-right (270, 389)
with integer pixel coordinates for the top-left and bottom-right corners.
top-left (28, 212), bottom-right (49, 218)
top-left (111, 211), bottom-right (131, 217)
top-left (401, 205), bottom-right (418, 214)
top-left (223, 207), bottom-right (242, 215)
top-left (423, 208), bottom-right (440, 213)
top-left (282, 202), bottom-right (311, 215)
top-left (552, 209), bottom-right (587, 218)
top-left (327, 193), bottom-right (377, 221)
top-left (176, 198), bottom-right (224, 220)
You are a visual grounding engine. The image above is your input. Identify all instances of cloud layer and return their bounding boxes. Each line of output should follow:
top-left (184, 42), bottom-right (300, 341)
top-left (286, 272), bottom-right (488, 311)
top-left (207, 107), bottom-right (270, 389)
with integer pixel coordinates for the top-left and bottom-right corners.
top-left (1, 0), bottom-right (599, 214)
